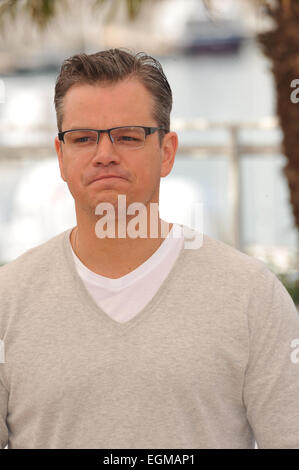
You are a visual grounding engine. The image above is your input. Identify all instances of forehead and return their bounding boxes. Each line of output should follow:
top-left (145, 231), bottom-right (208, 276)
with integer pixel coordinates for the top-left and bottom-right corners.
top-left (62, 79), bottom-right (155, 129)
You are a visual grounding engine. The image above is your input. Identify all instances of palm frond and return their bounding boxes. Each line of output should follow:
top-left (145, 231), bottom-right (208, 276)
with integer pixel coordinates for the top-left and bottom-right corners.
top-left (126, 0), bottom-right (144, 20)
top-left (0, 0), bottom-right (18, 34)
top-left (28, 0), bottom-right (61, 29)
top-left (0, 0), bottom-right (148, 34)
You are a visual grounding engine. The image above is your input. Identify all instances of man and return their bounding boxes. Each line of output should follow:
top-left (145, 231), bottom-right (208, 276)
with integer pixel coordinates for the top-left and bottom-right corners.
top-left (0, 49), bottom-right (299, 449)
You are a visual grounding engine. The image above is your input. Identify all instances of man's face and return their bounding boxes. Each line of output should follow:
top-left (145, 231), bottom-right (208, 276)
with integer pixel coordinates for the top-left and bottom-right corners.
top-left (54, 78), bottom-right (177, 218)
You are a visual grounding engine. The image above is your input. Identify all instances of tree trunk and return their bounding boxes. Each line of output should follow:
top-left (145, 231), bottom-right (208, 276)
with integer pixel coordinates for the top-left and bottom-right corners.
top-left (257, 0), bottom-right (299, 235)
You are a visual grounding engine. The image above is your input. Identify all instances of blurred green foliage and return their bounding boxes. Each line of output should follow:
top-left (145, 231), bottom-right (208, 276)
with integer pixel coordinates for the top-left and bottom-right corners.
top-left (278, 273), bottom-right (299, 308)
top-left (0, 0), bottom-right (146, 34)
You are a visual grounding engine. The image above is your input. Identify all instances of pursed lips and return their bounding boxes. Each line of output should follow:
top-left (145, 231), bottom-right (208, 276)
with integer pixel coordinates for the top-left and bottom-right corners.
top-left (91, 174), bottom-right (126, 183)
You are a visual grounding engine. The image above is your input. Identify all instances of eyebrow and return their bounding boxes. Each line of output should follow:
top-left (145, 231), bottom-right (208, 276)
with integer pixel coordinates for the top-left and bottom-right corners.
top-left (65, 125), bottom-right (140, 131)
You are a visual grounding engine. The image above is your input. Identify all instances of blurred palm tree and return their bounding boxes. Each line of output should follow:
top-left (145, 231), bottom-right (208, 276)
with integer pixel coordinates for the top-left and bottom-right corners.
top-left (0, 0), bottom-right (145, 32)
top-left (0, 0), bottom-right (298, 239)
top-left (256, 0), bottom-right (299, 237)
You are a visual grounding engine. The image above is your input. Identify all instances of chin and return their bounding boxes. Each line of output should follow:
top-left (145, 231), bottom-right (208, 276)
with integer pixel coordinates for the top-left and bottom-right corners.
top-left (91, 192), bottom-right (125, 214)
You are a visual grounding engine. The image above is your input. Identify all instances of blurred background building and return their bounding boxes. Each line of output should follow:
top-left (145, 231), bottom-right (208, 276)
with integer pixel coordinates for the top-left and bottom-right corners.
top-left (0, 0), bottom-right (298, 303)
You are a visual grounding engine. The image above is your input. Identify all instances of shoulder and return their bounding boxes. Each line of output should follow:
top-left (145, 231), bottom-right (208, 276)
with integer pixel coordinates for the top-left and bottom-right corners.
top-left (0, 229), bottom-right (70, 290)
top-left (181, 224), bottom-right (270, 280)
top-left (181, 226), bottom-right (297, 315)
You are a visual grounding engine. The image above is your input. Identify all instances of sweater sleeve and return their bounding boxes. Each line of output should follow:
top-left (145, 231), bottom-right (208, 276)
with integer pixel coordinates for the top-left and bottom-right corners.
top-left (0, 370), bottom-right (8, 449)
top-left (243, 267), bottom-right (299, 449)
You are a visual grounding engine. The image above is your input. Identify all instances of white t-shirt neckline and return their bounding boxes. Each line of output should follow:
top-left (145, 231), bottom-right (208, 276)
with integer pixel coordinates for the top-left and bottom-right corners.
top-left (69, 222), bottom-right (184, 291)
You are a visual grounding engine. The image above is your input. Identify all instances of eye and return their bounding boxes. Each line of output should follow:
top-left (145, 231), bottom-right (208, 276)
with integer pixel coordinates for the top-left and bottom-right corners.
top-left (75, 136), bottom-right (90, 143)
top-left (112, 128), bottom-right (144, 145)
top-left (67, 131), bottom-right (98, 145)
top-left (119, 135), bottom-right (140, 142)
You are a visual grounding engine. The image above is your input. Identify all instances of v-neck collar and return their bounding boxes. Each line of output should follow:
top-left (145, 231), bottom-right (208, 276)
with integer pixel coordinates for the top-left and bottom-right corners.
top-left (70, 223), bottom-right (184, 290)
top-left (62, 225), bottom-right (190, 335)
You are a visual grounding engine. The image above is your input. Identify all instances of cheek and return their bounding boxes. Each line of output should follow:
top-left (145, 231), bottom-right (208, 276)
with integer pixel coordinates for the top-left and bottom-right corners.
top-left (62, 160), bottom-right (85, 195)
top-left (135, 152), bottom-right (161, 185)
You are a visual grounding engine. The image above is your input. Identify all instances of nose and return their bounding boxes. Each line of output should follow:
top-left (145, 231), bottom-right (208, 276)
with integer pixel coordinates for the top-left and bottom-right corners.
top-left (91, 130), bottom-right (121, 166)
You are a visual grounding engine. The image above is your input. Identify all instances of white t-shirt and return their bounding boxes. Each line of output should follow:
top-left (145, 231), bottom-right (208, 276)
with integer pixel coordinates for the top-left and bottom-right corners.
top-left (69, 223), bottom-right (184, 323)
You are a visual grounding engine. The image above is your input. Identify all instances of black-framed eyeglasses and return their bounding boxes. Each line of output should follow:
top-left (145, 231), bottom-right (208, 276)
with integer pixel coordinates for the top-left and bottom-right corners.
top-left (58, 126), bottom-right (169, 153)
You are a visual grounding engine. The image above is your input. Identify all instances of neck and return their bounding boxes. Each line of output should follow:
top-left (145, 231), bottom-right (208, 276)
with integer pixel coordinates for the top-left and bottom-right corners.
top-left (71, 217), bottom-right (173, 279)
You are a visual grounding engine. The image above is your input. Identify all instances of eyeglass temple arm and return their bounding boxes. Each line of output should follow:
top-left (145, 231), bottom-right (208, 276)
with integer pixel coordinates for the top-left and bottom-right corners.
top-left (146, 127), bottom-right (168, 136)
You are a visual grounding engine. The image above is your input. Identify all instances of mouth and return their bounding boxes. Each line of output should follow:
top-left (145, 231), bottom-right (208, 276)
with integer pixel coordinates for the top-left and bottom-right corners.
top-left (91, 176), bottom-right (126, 184)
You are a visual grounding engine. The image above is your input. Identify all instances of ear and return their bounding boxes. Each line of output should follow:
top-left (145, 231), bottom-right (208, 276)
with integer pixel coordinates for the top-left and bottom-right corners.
top-left (54, 136), bottom-right (67, 182)
top-left (160, 131), bottom-right (178, 178)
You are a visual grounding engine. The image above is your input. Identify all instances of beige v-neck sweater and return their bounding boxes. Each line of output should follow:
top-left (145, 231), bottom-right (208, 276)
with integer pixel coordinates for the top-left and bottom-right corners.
top-left (0, 226), bottom-right (299, 449)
